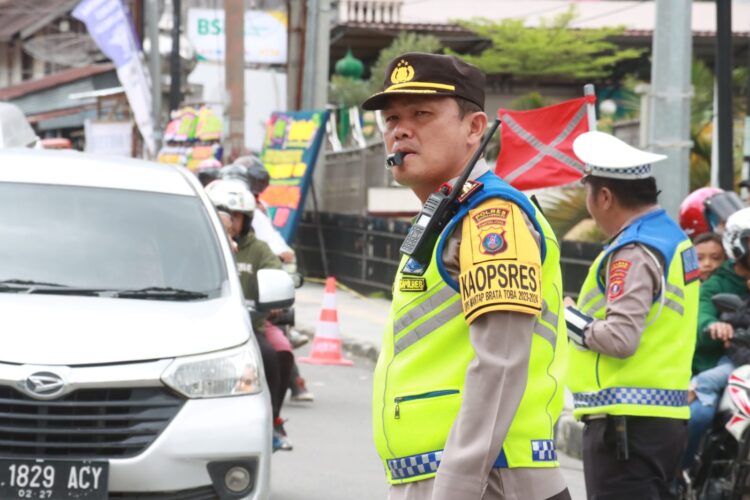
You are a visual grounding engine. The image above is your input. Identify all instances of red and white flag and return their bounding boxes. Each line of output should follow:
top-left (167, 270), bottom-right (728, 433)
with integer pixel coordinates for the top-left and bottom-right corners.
top-left (495, 96), bottom-right (595, 190)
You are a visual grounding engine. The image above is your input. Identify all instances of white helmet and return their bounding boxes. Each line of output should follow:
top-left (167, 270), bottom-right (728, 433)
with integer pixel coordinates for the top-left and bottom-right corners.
top-left (205, 180), bottom-right (256, 214)
top-left (723, 207), bottom-right (750, 261)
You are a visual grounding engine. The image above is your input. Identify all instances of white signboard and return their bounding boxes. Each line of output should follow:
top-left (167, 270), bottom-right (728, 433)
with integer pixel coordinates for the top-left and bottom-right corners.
top-left (84, 120), bottom-right (132, 157)
top-left (188, 61), bottom-right (287, 153)
top-left (187, 8), bottom-right (288, 64)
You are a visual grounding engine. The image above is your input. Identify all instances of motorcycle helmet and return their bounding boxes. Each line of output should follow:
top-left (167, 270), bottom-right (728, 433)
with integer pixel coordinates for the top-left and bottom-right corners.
top-left (722, 207), bottom-right (750, 262)
top-left (219, 163), bottom-right (250, 186)
top-left (229, 155), bottom-right (270, 196)
top-left (724, 365), bottom-right (750, 441)
top-left (205, 180), bottom-right (256, 215)
top-left (705, 191), bottom-right (746, 232)
top-left (679, 187), bottom-right (722, 236)
top-left (196, 158), bottom-right (222, 187)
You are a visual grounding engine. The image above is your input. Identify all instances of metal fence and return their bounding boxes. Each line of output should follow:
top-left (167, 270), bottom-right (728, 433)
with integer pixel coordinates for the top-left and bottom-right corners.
top-left (296, 212), bottom-right (601, 298)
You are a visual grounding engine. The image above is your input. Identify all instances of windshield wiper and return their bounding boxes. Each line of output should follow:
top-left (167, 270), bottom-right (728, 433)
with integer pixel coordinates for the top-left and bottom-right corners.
top-left (0, 279), bottom-right (70, 288)
top-left (0, 279), bottom-right (106, 296)
top-left (113, 286), bottom-right (209, 300)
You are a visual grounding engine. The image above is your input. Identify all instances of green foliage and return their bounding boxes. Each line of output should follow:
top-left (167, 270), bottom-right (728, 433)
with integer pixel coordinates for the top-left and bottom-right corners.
top-left (509, 92), bottom-right (550, 111)
top-left (328, 74), bottom-right (372, 109)
top-left (367, 32), bottom-right (442, 93)
top-left (449, 6), bottom-right (642, 80)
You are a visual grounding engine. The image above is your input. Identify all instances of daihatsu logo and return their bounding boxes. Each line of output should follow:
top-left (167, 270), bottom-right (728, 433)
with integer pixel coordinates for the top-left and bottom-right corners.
top-left (24, 372), bottom-right (65, 399)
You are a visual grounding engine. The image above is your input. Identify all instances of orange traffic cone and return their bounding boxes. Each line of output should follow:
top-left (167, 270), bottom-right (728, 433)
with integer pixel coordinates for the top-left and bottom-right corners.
top-left (299, 277), bottom-right (354, 366)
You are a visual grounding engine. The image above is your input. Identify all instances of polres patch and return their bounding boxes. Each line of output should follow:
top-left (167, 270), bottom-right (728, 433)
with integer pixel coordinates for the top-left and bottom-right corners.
top-left (607, 259), bottom-right (632, 301)
top-left (682, 246), bottom-right (701, 285)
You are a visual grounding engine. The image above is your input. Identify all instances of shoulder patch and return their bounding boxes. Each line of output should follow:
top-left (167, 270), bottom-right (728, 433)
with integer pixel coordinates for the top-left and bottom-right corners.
top-left (458, 198), bottom-right (542, 323)
top-left (681, 247), bottom-right (700, 285)
top-left (607, 259), bottom-right (631, 301)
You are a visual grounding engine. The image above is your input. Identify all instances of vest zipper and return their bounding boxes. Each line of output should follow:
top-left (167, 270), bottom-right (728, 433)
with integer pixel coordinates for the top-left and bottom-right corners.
top-left (393, 390), bottom-right (460, 419)
top-left (595, 353), bottom-right (601, 388)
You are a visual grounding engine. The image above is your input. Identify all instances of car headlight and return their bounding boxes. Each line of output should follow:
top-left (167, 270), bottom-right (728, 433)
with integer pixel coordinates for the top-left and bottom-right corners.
top-left (161, 344), bottom-right (262, 398)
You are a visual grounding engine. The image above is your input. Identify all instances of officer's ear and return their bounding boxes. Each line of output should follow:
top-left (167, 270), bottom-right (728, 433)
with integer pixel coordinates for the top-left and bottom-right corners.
top-left (466, 111), bottom-right (488, 148)
top-left (597, 186), bottom-right (615, 211)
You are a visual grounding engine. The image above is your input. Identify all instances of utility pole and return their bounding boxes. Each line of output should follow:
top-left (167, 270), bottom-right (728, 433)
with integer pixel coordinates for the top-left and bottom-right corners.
top-left (313, 0), bottom-right (331, 109)
top-left (742, 43), bottom-right (750, 198)
top-left (647, 0), bottom-right (693, 218)
top-left (146, 0), bottom-right (162, 151)
top-left (301, 0), bottom-right (318, 110)
top-left (225, 0), bottom-right (246, 159)
top-left (716, 0), bottom-right (734, 191)
top-left (168, 0), bottom-right (181, 111)
top-left (287, 0), bottom-right (306, 110)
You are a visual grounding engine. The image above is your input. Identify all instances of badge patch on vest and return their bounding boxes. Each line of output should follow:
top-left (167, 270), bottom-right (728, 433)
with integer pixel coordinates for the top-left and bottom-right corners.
top-left (681, 247), bottom-right (700, 285)
top-left (458, 199), bottom-right (542, 323)
top-left (401, 258), bottom-right (427, 276)
top-left (607, 259), bottom-right (631, 301)
top-left (399, 277), bottom-right (427, 292)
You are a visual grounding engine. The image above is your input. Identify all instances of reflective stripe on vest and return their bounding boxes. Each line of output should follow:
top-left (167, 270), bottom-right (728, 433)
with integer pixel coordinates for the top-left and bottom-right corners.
top-left (573, 387), bottom-right (688, 410)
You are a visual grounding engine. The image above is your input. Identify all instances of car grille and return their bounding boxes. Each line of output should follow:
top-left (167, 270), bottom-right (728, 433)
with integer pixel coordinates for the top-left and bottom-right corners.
top-left (109, 486), bottom-right (219, 500)
top-left (0, 386), bottom-right (184, 458)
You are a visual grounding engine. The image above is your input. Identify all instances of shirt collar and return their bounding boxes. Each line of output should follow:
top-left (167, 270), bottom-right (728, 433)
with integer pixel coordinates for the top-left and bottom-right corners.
top-left (446, 158), bottom-right (490, 189)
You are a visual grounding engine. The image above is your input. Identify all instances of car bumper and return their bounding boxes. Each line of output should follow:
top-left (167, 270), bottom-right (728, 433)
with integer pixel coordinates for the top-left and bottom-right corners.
top-left (109, 393), bottom-right (271, 499)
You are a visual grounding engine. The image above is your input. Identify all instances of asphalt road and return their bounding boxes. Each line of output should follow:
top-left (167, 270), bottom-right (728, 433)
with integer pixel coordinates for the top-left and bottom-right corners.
top-left (270, 348), bottom-right (587, 499)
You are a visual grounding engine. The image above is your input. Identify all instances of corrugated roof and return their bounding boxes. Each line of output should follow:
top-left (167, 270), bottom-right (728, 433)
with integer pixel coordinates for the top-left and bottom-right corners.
top-left (0, 0), bottom-right (79, 41)
top-left (0, 64), bottom-right (114, 101)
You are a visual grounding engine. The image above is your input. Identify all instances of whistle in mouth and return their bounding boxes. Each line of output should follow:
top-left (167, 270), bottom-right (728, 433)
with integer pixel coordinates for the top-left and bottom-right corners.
top-left (386, 152), bottom-right (405, 168)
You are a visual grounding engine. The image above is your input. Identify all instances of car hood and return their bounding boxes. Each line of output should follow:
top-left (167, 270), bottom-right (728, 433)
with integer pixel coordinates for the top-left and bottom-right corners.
top-left (0, 293), bottom-right (250, 365)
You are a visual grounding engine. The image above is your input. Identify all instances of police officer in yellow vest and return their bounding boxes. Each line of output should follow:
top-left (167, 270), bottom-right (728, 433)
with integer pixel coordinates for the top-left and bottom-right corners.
top-left (363, 52), bottom-right (570, 500)
top-left (564, 131), bottom-right (699, 499)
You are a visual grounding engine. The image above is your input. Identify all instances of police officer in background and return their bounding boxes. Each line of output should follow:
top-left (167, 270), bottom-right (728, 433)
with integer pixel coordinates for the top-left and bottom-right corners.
top-left (364, 52), bottom-right (570, 500)
top-left (564, 131), bottom-right (699, 499)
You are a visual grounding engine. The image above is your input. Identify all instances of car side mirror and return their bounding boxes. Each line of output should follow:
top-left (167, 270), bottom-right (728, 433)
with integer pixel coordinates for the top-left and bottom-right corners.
top-left (712, 293), bottom-right (744, 313)
top-left (256, 269), bottom-right (295, 311)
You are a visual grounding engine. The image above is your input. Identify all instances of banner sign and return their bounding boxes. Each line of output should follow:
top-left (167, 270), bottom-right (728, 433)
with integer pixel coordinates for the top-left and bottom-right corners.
top-left (187, 8), bottom-right (288, 64)
top-left (259, 110), bottom-right (330, 243)
top-left (73, 0), bottom-right (155, 156)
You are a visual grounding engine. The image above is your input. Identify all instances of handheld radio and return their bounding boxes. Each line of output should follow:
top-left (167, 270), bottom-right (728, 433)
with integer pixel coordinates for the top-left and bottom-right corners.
top-left (399, 119), bottom-right (501, 265)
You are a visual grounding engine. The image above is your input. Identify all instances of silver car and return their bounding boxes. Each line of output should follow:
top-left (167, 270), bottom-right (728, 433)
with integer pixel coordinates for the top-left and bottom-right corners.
top-left (0, 148), bottom-right (273, 499)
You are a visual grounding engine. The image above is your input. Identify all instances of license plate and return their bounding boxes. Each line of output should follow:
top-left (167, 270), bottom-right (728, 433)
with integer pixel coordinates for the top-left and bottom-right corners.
top-left (0, 459), bottom-right (108, 499)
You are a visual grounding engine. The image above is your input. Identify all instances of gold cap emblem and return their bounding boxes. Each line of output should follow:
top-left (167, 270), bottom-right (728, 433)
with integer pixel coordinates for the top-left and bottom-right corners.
top-left (390, 60), bottom-right (415, 84)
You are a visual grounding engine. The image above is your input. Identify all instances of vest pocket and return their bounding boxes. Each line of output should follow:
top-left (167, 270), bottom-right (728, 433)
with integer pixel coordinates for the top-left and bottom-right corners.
top-left (393, 390), bottom-right (460, 419)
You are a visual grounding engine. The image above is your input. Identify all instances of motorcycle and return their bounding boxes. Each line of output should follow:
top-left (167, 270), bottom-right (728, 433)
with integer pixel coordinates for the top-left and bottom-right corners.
top-left (682, 294), bottom-right (750, 500)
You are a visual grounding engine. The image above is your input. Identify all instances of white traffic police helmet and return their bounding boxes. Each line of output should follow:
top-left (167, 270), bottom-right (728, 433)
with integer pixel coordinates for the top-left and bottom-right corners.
top-left (573, 131), bottom-right (667, 179)
top-left (205, 179), bottom-right (256, 215)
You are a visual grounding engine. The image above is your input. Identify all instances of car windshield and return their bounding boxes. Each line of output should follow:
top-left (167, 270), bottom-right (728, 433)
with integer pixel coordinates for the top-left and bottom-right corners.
top-left (0, 182), bottom-right (225, 298)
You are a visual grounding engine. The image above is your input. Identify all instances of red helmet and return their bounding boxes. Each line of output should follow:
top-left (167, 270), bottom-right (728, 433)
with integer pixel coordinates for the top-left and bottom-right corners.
top-left (679, 187), bottom-right (723, 236)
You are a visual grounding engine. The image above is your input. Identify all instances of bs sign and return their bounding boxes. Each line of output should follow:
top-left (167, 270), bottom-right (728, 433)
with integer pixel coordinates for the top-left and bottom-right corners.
top-left (187, 8), bottom-right (288, 64)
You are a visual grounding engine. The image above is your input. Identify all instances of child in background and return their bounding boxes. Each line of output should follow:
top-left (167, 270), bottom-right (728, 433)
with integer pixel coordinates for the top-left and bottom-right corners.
top-left (695, 232), bottom-right (726, 282)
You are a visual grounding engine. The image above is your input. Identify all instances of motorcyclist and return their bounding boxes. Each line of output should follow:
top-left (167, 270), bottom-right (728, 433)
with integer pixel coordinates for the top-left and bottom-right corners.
top-left (204, 179), bottom-right (294, 451)
top-left (685, 207), bottom-right (750, 467)
top-left (219, 159), bottom-right (315, 402)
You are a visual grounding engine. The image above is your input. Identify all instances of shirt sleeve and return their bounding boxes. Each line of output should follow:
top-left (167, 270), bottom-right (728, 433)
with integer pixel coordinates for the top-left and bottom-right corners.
top-left (431, 205), bottom-right (540, 499)
top-left (584, 244), bottom-right (662, 359)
